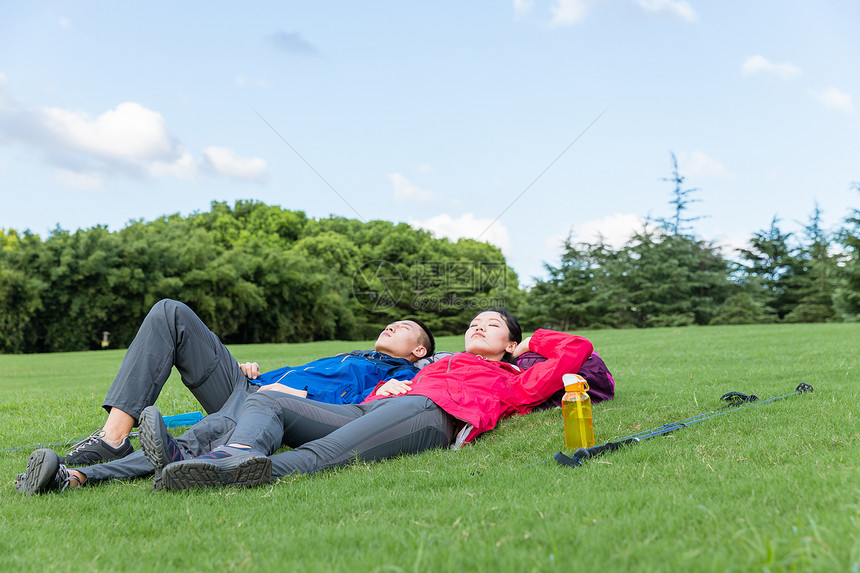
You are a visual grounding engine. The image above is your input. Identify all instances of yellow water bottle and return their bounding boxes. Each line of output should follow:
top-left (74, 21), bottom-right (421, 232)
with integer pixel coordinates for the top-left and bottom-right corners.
top-left (561, 373), bottom-right (595, 450)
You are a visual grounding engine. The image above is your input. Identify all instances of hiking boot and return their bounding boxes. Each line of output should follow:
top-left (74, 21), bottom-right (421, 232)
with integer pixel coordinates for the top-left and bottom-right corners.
top-left (18, 449), bottom-right (80, 495)
top-left (60, 428), bottom-right (134, 466)
top-left (162, 446), bottom-right (271, 491)
top-left (14, 472), bottom-right (27, 493)
top-left (139, 406), bottom-right (186, 491)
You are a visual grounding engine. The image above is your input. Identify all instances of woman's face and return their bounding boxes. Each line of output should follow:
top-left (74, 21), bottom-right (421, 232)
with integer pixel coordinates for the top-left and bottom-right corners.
top-left (464, 311), bottom-right (518, 361)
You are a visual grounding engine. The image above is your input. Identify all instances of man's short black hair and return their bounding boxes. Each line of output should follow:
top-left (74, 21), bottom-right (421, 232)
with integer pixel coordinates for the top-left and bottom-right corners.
top-left (404, 317), bottom-right (435, 357)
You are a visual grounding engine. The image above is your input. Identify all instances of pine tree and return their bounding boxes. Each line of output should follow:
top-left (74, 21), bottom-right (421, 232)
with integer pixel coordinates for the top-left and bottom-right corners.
top-left (519, 235), bottom-right (603, 331)
top-left (783, 204), bottom-right (837, 323)
top-left (621, 153), bottom-right (730, 326)
top-left (832, 182), bottom-right (860, 321)
top-left (657, 152), bottom-right (704, 237)
top-left (735, 216), bottom-right (794, 319)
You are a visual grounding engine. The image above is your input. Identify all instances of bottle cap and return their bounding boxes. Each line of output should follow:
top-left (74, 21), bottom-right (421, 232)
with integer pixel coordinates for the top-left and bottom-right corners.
top-left (562, 373), bottom-right (589, 392)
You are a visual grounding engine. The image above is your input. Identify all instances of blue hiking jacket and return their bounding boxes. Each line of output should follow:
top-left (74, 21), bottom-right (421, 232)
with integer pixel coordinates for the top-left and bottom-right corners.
top-left (250, 351), bottom-right (419, 405)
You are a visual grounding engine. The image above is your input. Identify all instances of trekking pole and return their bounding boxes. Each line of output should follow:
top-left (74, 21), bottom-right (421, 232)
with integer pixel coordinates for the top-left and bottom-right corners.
top-left (599, 390), bottom-right (760, 444)
top-left (555, 383), bottom-right (814, 468)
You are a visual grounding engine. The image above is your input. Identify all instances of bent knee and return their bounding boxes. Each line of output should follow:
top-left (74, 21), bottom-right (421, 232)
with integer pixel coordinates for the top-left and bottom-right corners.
top-left (151, 298), bottom-right (190, 315)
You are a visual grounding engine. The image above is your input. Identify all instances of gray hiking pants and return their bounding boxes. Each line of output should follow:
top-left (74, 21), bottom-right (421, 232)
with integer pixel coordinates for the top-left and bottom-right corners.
top-left (81, 299), bottom-right (253, 483)
top-left (229, 392), bottom-right (455, 479)
top-left (79, 385), bottom-right (254, 482)
top-left (103, 299), bottom-right (247, 421)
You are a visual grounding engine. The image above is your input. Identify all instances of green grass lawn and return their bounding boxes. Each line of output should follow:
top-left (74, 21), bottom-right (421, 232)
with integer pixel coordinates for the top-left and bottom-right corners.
top-left (1, 323), bottom-right (858, 572)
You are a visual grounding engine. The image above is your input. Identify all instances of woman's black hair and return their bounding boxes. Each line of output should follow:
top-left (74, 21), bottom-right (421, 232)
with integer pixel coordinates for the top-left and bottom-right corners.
top-left (473, 308), bottom-right (522, 364)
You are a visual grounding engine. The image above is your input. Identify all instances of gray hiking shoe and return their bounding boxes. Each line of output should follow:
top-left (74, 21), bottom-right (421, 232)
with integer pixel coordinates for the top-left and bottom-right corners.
top-left (162, 446), bottom-right (271, 490)
top-left (139, 406), bottom-right (186, 491)
top-left (18, 449), bottom-right (79, 495)
top-left (60, 428), bottom-right (134, 466)
top-left (14, 472), bottom-right (27, 493)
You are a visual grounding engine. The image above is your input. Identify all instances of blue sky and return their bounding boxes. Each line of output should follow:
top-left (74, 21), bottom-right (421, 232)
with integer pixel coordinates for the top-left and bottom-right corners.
top-left (1, 1), bottom-right (857, 285)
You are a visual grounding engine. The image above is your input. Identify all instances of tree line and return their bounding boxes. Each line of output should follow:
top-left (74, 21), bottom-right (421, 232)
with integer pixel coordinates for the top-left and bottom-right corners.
top-left (520, 159), bottom-right (859, 331)
top-left (0, 201), bottom-right (518, 353)
top-left (1, 167), bottom-right (857, 354)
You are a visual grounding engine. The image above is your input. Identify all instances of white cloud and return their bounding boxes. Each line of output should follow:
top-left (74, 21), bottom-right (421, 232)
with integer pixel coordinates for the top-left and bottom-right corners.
top-left (0, 77), bottom-right (270, 187)
top-left (201, 146), bottom-right (267, 182)
top-left (38, 102), bottom-right (176, 160)
top-left (550, 0), bottom-right (591, 25)
top-left (568, 213), bottom-right (646, 250)
top-left (741, 55), bottom-right (802, 80)
top-left (54, 169), bottom-right (103, 192)
top-left (534, 214), bottom-right (644, 274)
top-left (712, 231), bottom-right (750, 261)
top-left (677, 150), bottom-right (728, 178)
top-left (150, 149), bottom-right (198, 181)
top-left (812, 87), bottom-right (854, 114)
top-left (637, 0), bottom-right (698, 22)
top-left (389, 173), bottom-right (435, 203)
top-left (543, 230), bottom-right (571, 262)
top-left (514, 0), bottom-right (536, 16)
top-left (409, 213), bottom-right (511, 255)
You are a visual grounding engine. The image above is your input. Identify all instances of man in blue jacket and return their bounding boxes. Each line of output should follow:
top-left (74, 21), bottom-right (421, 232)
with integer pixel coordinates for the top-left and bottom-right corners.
top-left (17, 298), bottom-right (435, 494)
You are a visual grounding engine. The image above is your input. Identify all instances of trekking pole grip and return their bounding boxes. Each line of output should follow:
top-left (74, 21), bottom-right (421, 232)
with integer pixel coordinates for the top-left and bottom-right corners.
top-left (574, 437), bottom-right (639, 460)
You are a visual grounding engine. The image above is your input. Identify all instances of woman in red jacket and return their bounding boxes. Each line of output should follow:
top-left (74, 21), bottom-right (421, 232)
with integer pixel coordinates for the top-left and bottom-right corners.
top-left (158, 309), bottom-right (594, 489)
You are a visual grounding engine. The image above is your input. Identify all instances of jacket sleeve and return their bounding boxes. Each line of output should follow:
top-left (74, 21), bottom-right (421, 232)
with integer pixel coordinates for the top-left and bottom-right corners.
top-left (510, 329), bottom-right (593, 411)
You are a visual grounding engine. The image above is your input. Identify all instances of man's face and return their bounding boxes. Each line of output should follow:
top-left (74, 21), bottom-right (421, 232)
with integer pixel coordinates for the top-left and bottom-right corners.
top-left (374, 320), bottom-right (427, 362)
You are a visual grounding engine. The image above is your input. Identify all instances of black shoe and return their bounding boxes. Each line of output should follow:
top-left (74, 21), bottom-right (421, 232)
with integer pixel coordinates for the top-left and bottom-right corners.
top-left (162, 447), bottom-right (271, 490)
top-left (19, 449), bottom-right (78, 495)
top-left (60, 428), bottom-right (134, 466)
top-left (139, 406), bottom-right (185, 491)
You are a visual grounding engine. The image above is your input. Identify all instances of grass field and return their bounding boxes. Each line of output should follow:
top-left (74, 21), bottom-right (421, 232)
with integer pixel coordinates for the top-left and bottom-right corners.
top-left (1, 323), bottom-right (858, 572)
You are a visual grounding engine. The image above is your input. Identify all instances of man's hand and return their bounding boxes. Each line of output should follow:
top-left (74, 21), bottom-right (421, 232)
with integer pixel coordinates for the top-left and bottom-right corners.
top-left (238, 362), bottom-right (261, 379)
top-left (376, 379), bottom-right (413, 397)
top-left (259, 382), bottom-right (308, 398)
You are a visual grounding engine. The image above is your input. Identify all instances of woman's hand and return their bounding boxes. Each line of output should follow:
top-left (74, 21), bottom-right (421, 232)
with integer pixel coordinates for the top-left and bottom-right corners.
top-left (376, 379), bottom-right (413, 397)
top-left (238, 362), bottom-right (261, 379)
top-left (512, 336), bottom-right (532, 358)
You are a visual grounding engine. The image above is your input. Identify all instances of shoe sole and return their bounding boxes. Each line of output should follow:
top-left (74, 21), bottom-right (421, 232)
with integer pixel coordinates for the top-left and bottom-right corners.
top-left (22, 449), bottom-right (60, 495)
top-left (163, 457), bottom-right (272, 490)
top-left (139, 406), bottom-right (170, 490)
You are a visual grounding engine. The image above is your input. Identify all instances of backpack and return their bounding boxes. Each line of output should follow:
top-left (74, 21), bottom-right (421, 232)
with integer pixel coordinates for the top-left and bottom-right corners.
top-left (517, 351), bottom-right (615, 409)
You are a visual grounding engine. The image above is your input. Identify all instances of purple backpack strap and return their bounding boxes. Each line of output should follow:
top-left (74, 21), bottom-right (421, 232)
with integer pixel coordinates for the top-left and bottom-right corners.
top-left (518, 351), bottom-right (616, 410)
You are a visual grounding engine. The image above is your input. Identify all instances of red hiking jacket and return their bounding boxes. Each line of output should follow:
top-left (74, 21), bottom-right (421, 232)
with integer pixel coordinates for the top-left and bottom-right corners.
top-left (362, 329), bottom-right (593, 444)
